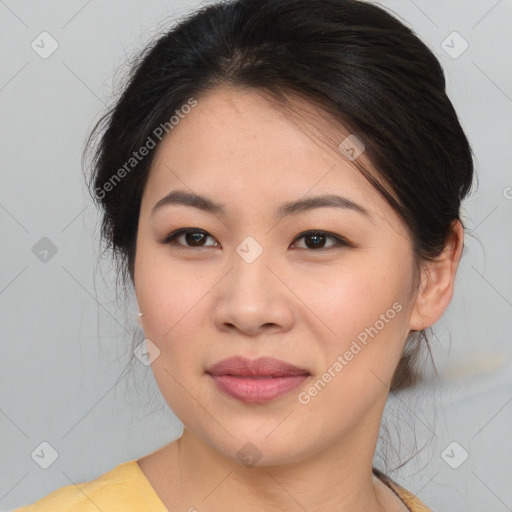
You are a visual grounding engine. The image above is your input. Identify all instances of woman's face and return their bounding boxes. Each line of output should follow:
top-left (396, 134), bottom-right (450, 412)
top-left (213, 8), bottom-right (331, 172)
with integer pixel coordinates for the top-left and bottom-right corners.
top-left (134, 86), bottom-right (419, 465)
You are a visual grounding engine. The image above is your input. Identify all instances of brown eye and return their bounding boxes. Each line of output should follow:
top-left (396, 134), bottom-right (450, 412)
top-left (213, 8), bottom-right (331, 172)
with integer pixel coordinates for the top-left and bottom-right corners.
top-left (292, 231), bottom-right (349, 250)
top-left (163, 228), bottom-right (218, 248)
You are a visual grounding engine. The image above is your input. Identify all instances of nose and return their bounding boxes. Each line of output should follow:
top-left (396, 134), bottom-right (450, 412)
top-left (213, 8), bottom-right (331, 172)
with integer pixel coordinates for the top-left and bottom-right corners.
top-left (212, 248), bottom-right (295, 337)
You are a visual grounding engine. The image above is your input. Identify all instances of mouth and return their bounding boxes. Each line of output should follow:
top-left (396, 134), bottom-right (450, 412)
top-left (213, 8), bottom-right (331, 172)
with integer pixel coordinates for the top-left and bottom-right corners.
top-left (206, 356), bottom-right (310, 403)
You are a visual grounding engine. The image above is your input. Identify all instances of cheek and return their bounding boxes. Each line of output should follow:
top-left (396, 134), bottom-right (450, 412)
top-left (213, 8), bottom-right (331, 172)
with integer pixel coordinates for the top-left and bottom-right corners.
top-left (295, 260), bottom-right (407, 340)
top-left (139, 279), bottom-right (208, 356)
top-left (134, 253), bottom-right (218, 399)
top-left (293, 269), bottom-right (410, 423)
top-left (135, 239), bottom-right (208, 335)
top-left (137, 268), bottom-right (210, 419)
top-left (297, 260), bottom-right (412, 400)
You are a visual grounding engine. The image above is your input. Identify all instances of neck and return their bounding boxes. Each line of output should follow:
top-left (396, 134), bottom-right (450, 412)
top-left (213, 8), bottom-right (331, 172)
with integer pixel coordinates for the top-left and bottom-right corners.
top-left (166, 414), bottom-right (389, 512)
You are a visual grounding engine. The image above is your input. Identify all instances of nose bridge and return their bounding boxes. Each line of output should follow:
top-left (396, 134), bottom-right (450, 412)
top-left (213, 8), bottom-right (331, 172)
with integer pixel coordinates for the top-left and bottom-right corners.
top-left (230, 234), bottom-right (276, 294)
top-left (211, 233), bottom-right (294, 335)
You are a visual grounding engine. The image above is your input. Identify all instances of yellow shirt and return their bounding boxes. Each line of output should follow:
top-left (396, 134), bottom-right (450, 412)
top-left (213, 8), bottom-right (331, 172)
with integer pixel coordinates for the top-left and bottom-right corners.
top-left (13, 461), bottom-right (168, 512)
top-left (13, 460), bottom-right (433, 511)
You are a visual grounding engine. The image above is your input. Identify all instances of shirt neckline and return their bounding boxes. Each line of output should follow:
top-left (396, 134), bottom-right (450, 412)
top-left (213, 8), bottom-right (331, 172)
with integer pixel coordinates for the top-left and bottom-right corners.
top-left (372, 467), bottom-right (433, 511)
top-left (123, 459), bottom-right (170, 511)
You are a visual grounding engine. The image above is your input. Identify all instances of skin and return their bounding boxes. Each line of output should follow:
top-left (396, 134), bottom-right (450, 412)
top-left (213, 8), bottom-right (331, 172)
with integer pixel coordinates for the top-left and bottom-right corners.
top-left (133, 86), bottom-right (464, 512)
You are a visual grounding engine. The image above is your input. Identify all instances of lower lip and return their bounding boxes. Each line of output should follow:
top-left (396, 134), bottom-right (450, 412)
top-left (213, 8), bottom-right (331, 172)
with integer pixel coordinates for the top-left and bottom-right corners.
top-left (208, 374), bottom-right (309, 403)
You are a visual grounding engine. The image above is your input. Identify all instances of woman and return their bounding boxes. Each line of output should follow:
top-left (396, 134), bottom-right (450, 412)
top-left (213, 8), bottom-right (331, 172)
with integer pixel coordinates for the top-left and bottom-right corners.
top-left (15, 0), bottom-right (474, 510)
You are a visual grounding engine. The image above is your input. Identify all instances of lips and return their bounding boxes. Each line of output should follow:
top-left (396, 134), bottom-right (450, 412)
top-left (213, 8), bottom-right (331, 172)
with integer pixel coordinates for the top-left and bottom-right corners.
top-left (206, 355), bottom-right (310, 378)
top-left (206, 356), bottom-right (310, 403)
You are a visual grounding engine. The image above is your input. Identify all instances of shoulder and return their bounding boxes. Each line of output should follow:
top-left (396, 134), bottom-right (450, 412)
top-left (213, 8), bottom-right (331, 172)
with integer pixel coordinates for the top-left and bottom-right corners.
top-left (12, 460), bottom-right (167, 512)
top-left (389, 481), bottom-right (434, 512)
top-left (373, 467), bottom-right (434, 512)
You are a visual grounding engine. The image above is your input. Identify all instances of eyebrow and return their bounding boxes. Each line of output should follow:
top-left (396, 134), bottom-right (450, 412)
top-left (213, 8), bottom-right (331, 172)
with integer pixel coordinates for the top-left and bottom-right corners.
top-left (151, 190), bottom-right (373, 221)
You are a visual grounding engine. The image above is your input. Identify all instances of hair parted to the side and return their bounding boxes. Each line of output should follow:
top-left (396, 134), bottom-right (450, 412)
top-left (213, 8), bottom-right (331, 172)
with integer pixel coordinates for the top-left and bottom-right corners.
top-left (83, 0), bottom-right (475, 396)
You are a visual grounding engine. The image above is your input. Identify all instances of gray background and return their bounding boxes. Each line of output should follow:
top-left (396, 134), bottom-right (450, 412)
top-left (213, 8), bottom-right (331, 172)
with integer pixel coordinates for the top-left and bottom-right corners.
top-left (1, 0), bottom-right (511, 510)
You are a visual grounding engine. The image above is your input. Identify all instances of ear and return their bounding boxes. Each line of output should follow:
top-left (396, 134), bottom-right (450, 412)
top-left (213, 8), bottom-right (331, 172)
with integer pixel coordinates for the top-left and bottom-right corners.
top-left (409, 220), bottom-right (465, 331)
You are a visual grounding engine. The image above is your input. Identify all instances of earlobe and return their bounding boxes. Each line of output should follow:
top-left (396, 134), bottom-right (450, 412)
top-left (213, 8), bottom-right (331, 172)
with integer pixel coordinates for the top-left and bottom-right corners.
top-left (409, 220), bottom-right (464, 331)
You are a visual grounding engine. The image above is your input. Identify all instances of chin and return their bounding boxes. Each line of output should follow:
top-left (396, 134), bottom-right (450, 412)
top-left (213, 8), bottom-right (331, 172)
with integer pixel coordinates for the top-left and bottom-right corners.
top-left (202, 418), bottom-right (320, 468)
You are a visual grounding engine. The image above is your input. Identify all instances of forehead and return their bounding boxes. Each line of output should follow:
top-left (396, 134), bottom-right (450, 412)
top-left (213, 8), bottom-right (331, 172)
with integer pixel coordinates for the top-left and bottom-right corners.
top-left (144, 86), bottom-right (392, 220)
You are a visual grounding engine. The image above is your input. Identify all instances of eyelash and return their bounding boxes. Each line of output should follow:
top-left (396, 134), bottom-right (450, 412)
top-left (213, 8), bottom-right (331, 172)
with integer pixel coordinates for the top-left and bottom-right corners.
top-left (162, 228), bottom-right (351, 251)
